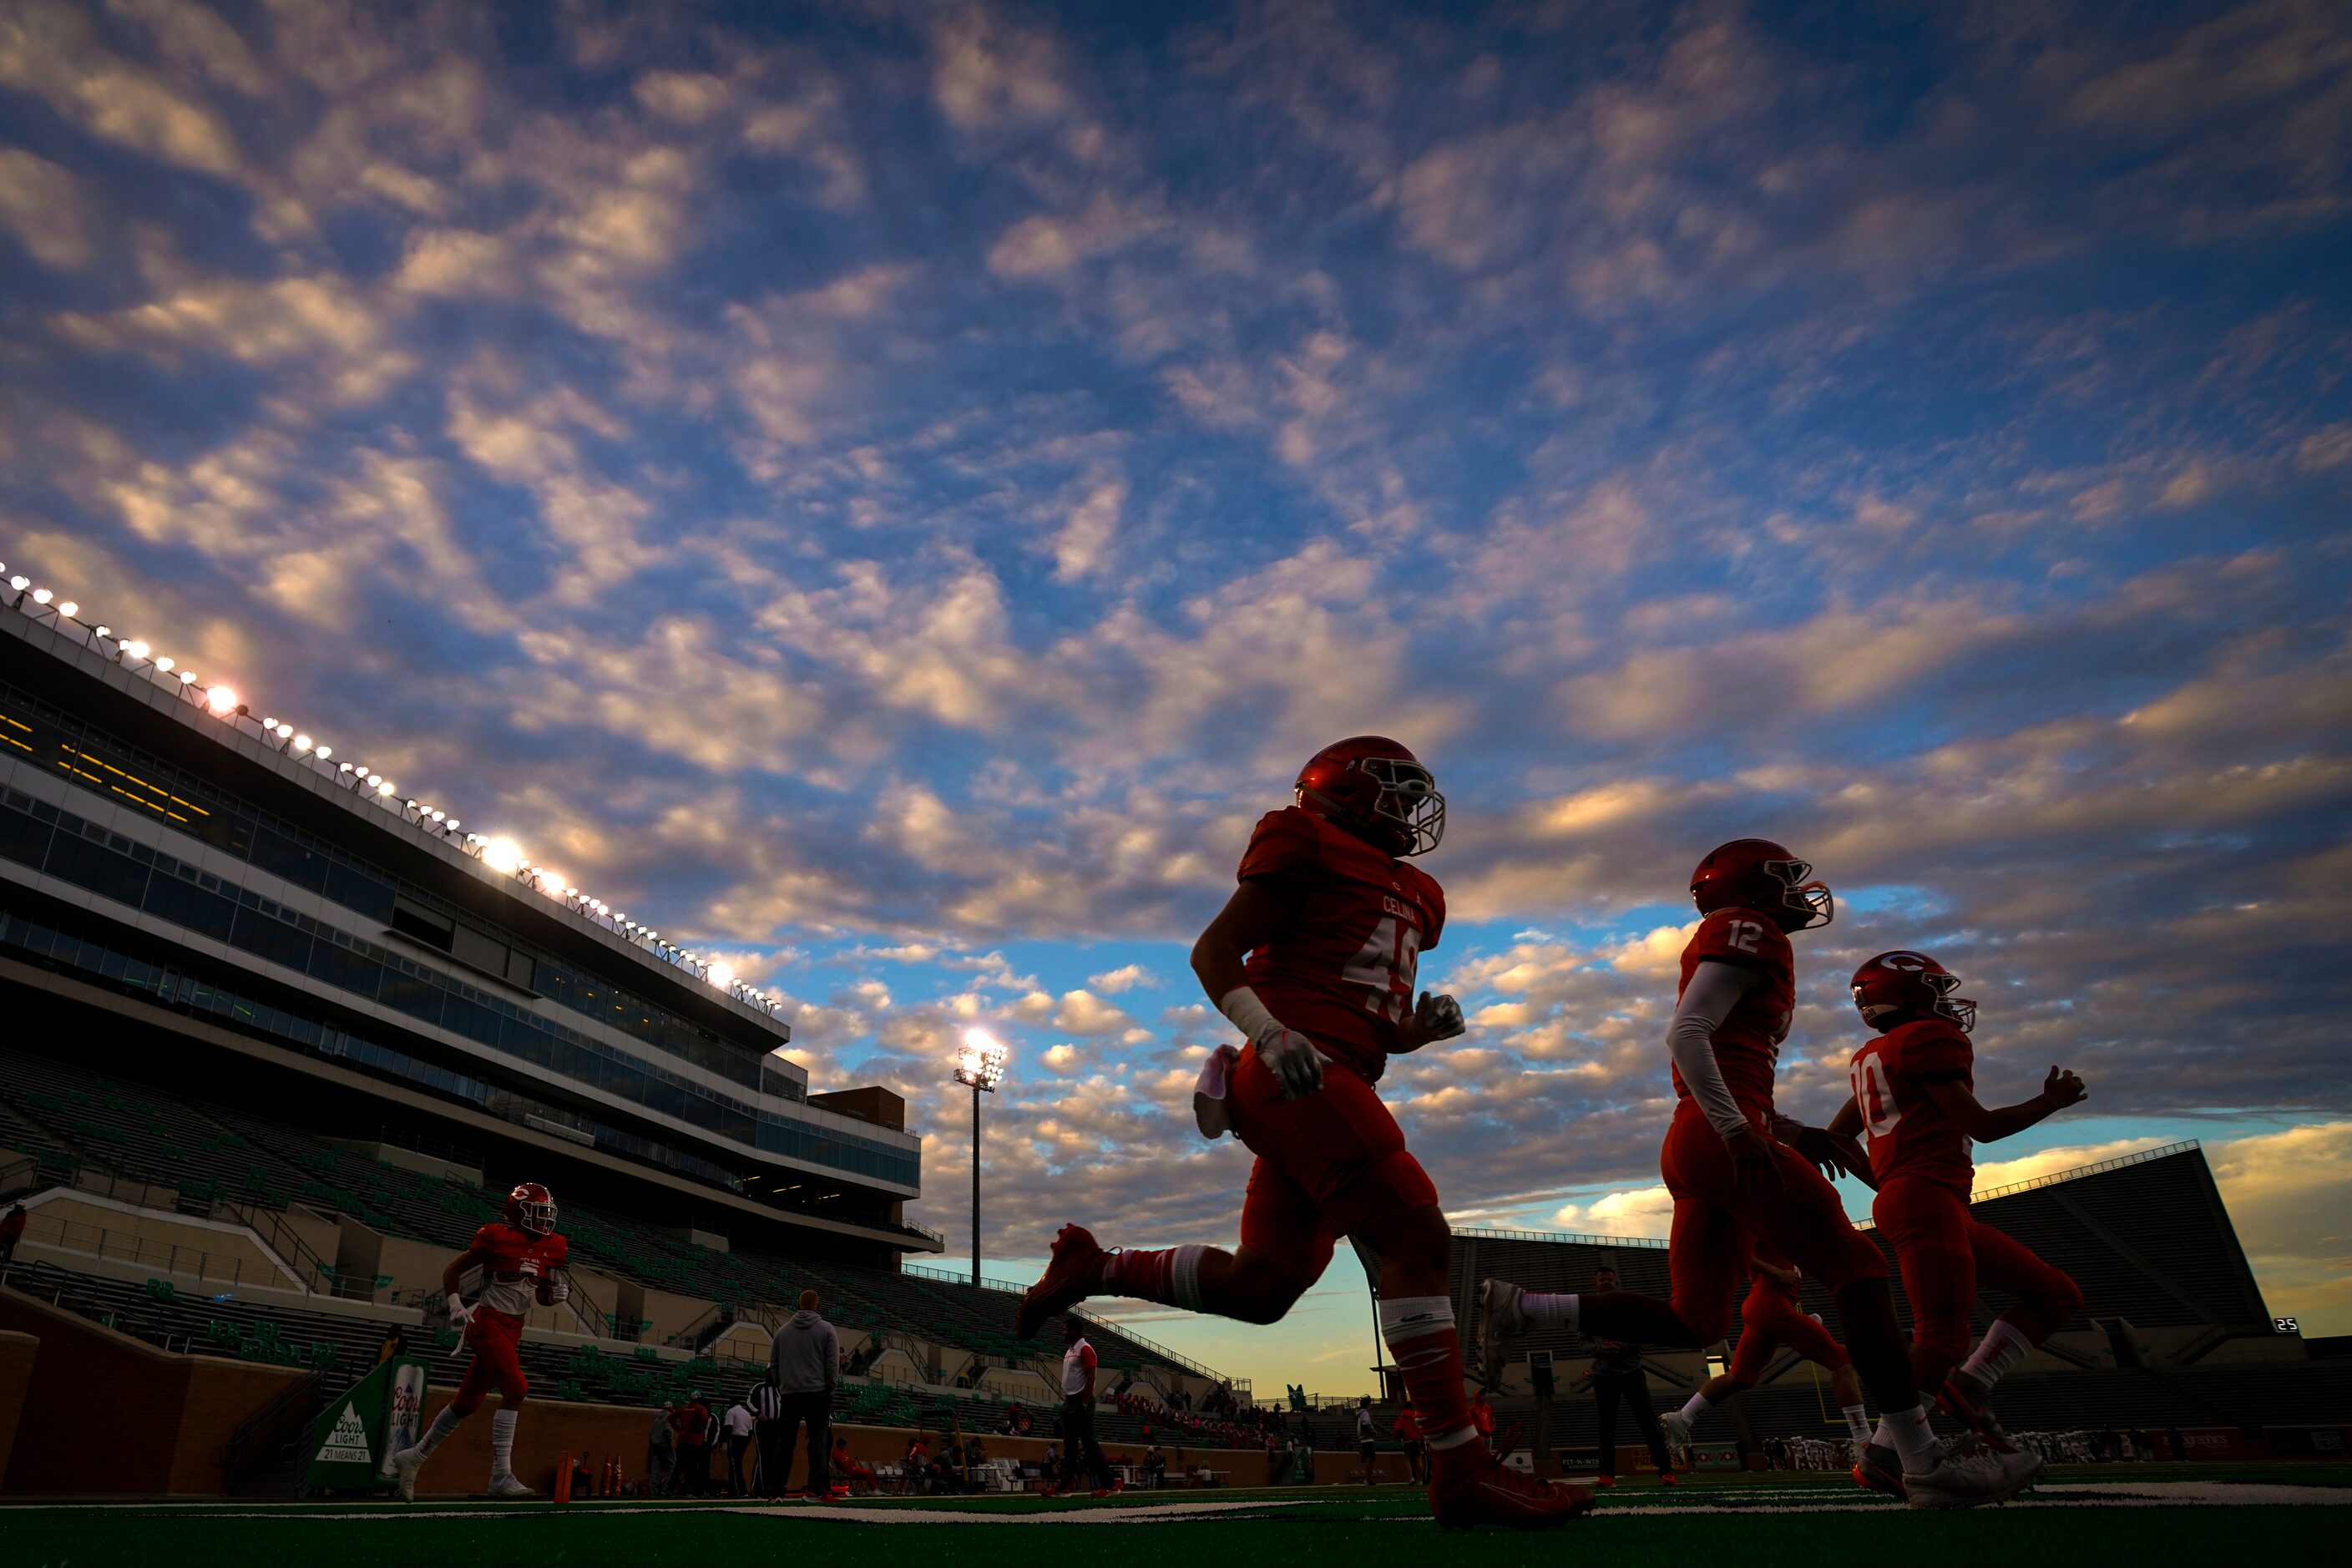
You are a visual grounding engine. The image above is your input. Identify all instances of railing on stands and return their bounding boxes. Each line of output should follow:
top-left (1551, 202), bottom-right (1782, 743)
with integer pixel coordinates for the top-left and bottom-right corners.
top-left (899, 1262), bottom-right (1244, 1392)
top-left (0, 1153), bottom-right (35, 1201)
top-left (215, 1198), bottom-right (346, 1297)
top-left (1970, 1141), bottom-right (2202, 1204)
top-left (20, 1211), bottom-right (268, 1288)
top-left (221, 1368), bottom-right (323, 1492)
top-left (1453, 1224), bottom-right (1672, 1250)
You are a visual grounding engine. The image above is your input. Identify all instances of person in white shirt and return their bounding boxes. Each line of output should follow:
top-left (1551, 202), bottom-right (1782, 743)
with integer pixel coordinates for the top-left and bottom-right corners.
top-left (1055, 1318), bottom-right (1116, 1496)
top-left (722, 1398), bottom-right (756, 1496)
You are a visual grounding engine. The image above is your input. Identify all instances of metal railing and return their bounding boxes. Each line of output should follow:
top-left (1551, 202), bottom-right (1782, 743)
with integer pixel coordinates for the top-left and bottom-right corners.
top-left (1454, 1223), bottom-right (1671, 1250)
top-left (213, 1197), bottom-right (340, 1295)
top-left (21, 1211), bottom-right (269, 1288)
top-left (1970, 1141), bottom-right (2202, 1204)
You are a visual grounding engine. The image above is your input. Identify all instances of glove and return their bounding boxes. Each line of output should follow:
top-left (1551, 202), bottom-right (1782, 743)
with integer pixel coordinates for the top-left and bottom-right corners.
top-left (1412, 991), bottom-right (1464, 1045)
top-left (446, 1292), bottom-right (473, 1330)
top-left (543, 1272), bottom-right (571, 1306)
top-left (1219, 986), bottom-right (1324, 1099)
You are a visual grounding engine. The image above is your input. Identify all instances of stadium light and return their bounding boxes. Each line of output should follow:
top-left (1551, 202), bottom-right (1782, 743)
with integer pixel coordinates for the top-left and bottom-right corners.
top-left (953, 1029), bottom-right (1012, 1287)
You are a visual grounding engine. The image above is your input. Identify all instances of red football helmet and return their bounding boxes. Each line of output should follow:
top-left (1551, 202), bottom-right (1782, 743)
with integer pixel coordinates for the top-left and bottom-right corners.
top-left (1690, 838), bottom-right (1834, 930)
top-left (1294, 736), bottom-right (1445, 857)
top-left (505, 1181), bottom-right (558, 1237)
top-left (1851, 950), bottom-right (1975, 1033)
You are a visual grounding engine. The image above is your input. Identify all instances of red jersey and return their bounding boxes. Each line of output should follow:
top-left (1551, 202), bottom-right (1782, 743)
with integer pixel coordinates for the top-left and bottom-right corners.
top-left (1393, 1409), bottom-right (1422, 1441)
top-left (1849, 1017), bottom-right (1975, 1194)
top-left (1238, 807), bottom-right (1445, 1084)
top-left (1672, 907), bottom-right (1796, 1117)
top-left (469, 1220), bottom-right (569, 1318)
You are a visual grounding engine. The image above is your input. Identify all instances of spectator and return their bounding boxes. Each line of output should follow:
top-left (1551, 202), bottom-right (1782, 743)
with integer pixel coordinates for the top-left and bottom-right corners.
top-left (647, 1402), bottom-right (677, 1497)
top-left (996, 1404), bottom-right (1020, 1436)
top-left (769, 1288), bottom-right (839, 1497)
top-left (670, 1391), bottom-right (712, 1495)
top-left (1143, 1443), bottom-right (1166, 1489)
top-left (746, 1379), bottom-right (785, 1496)
top-left (964, 1433), bottom-right (989, 1488)
top-left (831, 1436), bottom-right (874, 1495)
top-left (375, 1326), bottom-right (408, 1365)
top-left (1013, 1405), bottom-right (1034, 1437)
top-left (1055, 1318), bottom-right (1116, 1496)
top-left (0, 1201), bottom-right (26, 1269)
top-left (1393, 1399), bottom-right (1428, 1485)
top-left (1354, 1396), bottom-right (1378, 1482)
top-left (1581, 1265), bottom-right (1675, 1488)
top-left (722, 1396), bottom-right (756, 1495)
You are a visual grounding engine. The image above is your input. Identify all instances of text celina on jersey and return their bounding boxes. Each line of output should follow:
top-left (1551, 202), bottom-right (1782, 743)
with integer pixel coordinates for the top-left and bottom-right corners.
top-left (1239, 806), bottom-right (1445, 1084)
top-left (1849, 1017), bottom-right (1978, 1193)
top-left (469, 1220), bottom-right (569, 1318)
top-left (1675, 906), bottom-right (1797, 1116)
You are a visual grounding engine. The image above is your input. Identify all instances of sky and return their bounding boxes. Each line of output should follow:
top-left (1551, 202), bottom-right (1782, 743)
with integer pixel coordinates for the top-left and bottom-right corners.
top-left (2, 0), bottom-right (2349, 1396)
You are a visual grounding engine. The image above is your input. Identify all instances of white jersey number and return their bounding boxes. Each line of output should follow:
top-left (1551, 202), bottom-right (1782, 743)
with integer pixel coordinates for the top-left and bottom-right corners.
top-left (1342, 914), bottom-right (1421, 1024)
top-left (1850, 1055), bottom-right (1902, 1141)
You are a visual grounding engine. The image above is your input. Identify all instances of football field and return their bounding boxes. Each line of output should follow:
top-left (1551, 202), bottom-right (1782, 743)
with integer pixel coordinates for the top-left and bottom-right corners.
top-left (2, 1465), bottom-right (2343, 1568)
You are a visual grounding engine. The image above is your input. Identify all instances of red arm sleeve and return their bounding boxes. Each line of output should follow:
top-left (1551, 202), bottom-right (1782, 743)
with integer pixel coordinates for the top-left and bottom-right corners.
top-left (1237, 809), bottom-right (1321, 883)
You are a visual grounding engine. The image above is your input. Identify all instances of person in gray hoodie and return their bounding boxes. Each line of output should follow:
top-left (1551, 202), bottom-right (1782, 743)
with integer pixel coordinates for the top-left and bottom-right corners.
top-left (767, 1288), bottom-right (841, 1496)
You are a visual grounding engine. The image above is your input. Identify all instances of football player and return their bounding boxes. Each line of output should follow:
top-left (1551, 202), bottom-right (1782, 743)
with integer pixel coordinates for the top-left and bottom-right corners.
top-left (392, 1181), bottom-right (570, 1500)
top-left (1477, 841), bottom-right (2042, 1508)
top-left (1828, 950), bottom-right (2087, 1459)
top-left (1014, 737), bottom-right (1586, 1528)
top-left (1662, 1244), bottom-right (1872, 1459)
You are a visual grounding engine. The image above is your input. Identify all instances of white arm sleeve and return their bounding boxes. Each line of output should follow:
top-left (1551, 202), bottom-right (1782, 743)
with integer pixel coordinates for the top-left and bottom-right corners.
top-left (1671, 959), bottom-right (1760, 1140)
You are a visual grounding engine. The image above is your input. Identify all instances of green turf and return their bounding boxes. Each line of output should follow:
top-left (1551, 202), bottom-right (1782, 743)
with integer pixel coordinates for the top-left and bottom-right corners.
top-left (1, 1466), bottom-right (2343, 1568)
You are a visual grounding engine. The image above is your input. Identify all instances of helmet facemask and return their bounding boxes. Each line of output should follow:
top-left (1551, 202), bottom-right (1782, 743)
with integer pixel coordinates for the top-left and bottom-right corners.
top-left (1760, 857), bottom-right (1834, 929)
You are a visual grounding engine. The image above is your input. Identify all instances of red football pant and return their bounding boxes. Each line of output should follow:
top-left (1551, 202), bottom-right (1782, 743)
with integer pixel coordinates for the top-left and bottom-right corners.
top-left (1660, 1104), bottom-right (1886, 1342)
top-left (1727, 1297), bottom-right (1849, 1384)
top-left (1874, 1176), bottom-right (2081, 1385)
top-left (1228, 1045), bottom-right (1439, 1290)
top-left (453, 1308), bottom-right (529, 1414)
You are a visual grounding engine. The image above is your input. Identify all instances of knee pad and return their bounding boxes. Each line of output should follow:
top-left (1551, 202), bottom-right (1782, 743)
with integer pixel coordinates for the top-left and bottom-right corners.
top-left (503, 1370), bottom-right (531, 1404)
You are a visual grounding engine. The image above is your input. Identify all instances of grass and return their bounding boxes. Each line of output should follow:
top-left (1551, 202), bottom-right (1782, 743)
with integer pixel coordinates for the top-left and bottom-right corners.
top-left (1, 1464), bottom-right (2343, 1568)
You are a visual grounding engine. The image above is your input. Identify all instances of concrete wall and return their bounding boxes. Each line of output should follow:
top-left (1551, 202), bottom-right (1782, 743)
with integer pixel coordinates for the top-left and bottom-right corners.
top-left (21, 1191), bottom-right (298, 1290)
top-left (0, 1328), bottom-right (33, 1489)
top-left (0, 1287), bottom-right (308, 1495)
top-left (402, 1394), bottom-right (1286, 1496)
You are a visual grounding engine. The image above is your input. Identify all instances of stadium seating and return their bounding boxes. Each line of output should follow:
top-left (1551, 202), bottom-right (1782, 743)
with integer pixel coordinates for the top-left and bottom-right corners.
top-left (0, 1044), bottom-right (1206, 1398)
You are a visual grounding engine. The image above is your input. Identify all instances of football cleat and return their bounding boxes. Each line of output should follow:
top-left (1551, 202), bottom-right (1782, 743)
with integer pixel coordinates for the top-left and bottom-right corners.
top-left (1661, 1409), bottom-right (1694, 1465)
top-left (1852, 1442), bottom-right (1907, 1500)
top-left (1938, 1371), bottom-right (2014, 1449)
top-left (1014, 1224), bottom-right (1106, 1339)
top-left (1476, 1277), bottom-right (1528, 1357)
top-left (391, 1445), bottom-right (423, 1502)
top-left (488, 1472), bottom-right (537, 1500)
top-left (1430, 1448), bottom-right (1593, 1530)
top-left (1659, 1471), bottom-right (1678, 1486)
top-left (1904, 1447), bottom-right (2043, 1510)
top-left (1591, 1474), bottom-right (1615, 1488)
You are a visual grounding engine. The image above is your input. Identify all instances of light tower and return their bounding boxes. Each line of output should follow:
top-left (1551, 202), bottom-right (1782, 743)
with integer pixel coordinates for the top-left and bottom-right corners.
top-left (953, 1029), bottom-right (1010, 1287)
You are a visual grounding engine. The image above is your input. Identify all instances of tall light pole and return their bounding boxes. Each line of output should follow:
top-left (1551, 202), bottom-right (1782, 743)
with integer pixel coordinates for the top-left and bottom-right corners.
top-left (954, 1029), bottom-right (1010, 1287)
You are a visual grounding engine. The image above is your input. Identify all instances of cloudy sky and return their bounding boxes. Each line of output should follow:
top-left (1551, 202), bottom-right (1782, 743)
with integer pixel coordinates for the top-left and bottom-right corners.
top-left (3, 0), bottom-right (2349, 1392)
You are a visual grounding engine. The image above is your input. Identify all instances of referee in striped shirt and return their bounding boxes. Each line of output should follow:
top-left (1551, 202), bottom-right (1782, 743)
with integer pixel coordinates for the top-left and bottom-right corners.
top-left (747, 1378), bottom-right (787, 1496)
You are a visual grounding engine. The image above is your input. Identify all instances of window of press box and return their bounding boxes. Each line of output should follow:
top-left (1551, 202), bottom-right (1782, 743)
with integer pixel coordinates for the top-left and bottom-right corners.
top-left (761, 1065), bottom-right (805, 1101)
top-left (388, 896), bottom-right (454, 952)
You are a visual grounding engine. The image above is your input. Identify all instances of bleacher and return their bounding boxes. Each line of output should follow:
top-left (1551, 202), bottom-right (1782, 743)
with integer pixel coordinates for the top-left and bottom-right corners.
top-left (0, 1044), bottom-right (1215, 1410)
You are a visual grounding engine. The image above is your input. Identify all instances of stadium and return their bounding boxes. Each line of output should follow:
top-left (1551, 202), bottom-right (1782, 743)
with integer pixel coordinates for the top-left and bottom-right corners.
top-left (1, 592), bottom-right (2345, 1553)
top-left (4, 2), bottom-right (2351, 1562)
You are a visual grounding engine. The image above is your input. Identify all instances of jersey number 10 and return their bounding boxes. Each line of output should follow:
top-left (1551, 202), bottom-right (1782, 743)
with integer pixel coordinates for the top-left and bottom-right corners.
top-left (1850, 1055), bottom-right (1902, 1140)
top-left (1342, 915), bottom-right (1421, 1024)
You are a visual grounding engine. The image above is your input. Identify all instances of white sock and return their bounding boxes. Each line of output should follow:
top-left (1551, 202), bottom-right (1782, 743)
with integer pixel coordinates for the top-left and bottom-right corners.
top-left (1378, 1297), bottom-right (1474, 1448)
top-left (1843, 1404), bottom-right (1871, 1444)
top-left (1520, 1292), bottom-right (1580, 1330)
top-left (411, 1406), bottom-right (462, 1460)
top-left (1677, 1391), bottom-right (1712, 1424)
top-left (1875, 1406), bottom-right (1940, 1474)
top-left (490, 1407), bottom-right (518, 1479)
top-left (1960, 1319), bottom-right (2033, 1388)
